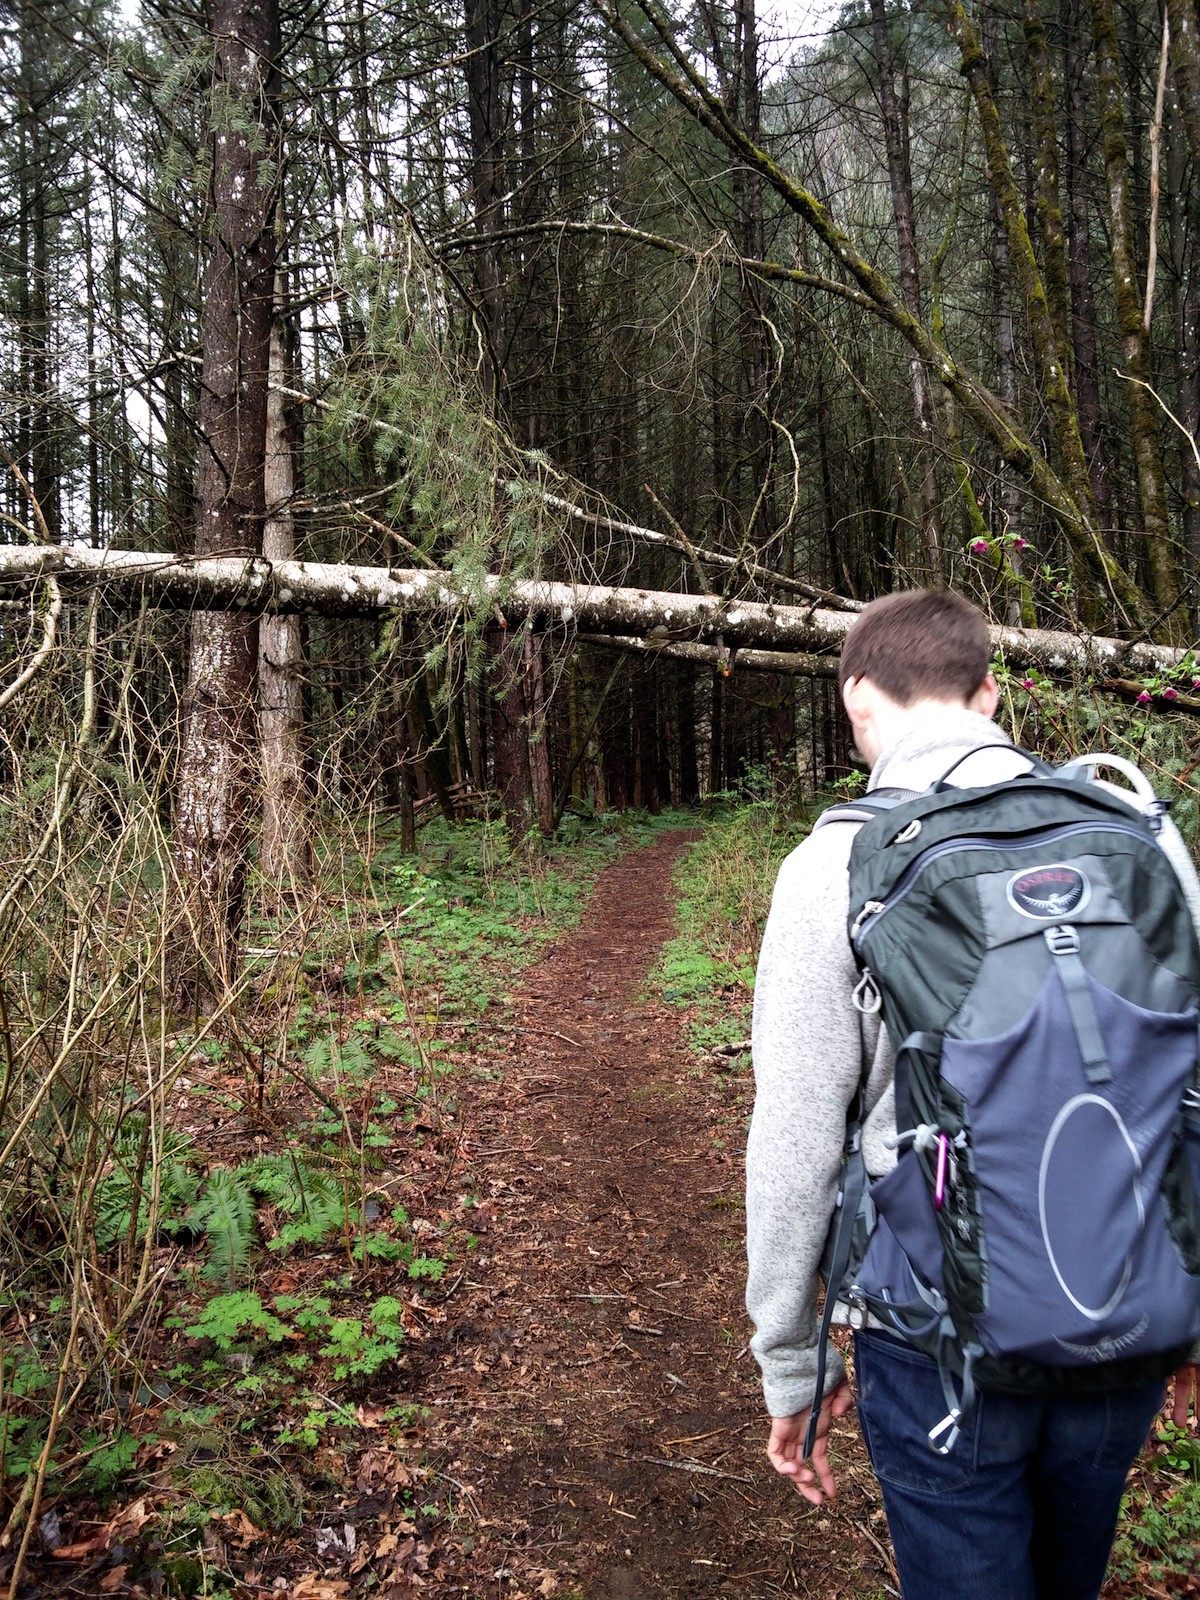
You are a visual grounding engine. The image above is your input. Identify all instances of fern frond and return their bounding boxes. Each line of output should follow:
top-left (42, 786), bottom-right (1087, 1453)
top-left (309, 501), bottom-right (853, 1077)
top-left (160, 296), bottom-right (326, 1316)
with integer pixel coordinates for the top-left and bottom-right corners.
top-left (191, 1167), bottom-right (256, 1286)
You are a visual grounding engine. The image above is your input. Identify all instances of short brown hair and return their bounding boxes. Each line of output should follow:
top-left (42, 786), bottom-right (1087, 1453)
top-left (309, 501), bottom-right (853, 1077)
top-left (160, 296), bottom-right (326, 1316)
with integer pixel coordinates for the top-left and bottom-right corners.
top-left (839, 589), bottom-right (991, 706)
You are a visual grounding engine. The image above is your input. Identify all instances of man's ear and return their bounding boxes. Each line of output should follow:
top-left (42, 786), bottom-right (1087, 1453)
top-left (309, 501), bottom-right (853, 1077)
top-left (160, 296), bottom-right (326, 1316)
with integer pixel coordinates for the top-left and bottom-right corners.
top-left (842, 674), bottom-right (866, 724)
top-left (970, 671), bottom-right (1000, 719)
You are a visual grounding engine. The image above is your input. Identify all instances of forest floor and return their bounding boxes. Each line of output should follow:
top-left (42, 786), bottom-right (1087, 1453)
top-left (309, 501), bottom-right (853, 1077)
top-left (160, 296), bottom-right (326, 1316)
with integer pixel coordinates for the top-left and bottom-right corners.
top-left (13, 827), bottom-right (1197, 1598)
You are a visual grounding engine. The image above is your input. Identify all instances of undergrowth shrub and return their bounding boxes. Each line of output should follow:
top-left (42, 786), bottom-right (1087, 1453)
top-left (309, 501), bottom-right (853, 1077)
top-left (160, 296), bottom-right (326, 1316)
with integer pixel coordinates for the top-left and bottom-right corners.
top-left (1110, 1479), bottom-right (1200, 1589)
top-left (997, 670), bottom-right (1200, 847)
top-left (0, 657), bottom-right (675, 1577)
top-left (656, 784), bottom-right (810, 1051)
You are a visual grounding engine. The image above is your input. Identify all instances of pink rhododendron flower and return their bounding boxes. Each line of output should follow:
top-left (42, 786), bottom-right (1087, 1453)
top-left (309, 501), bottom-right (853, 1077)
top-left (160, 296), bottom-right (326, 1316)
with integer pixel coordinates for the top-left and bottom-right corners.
top-left (1013, 537), bottom-right (1027, 549)
top-left (971, 539), bottom-right (989, 553)
top-left (1021, 679), bottom-right (1035, 690)
top-left (1164, 687), bottom-right (1179, 700)
top-left (1137, 691), bottom-right (1152, 704)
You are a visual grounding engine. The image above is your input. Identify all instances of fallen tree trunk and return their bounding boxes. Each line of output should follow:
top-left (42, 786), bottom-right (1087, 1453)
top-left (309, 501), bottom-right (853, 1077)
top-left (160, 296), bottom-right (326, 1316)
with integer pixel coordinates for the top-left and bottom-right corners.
top-left (0, 543), bottom-right (1193, 679)
top-left (578, 632), bottom-right (839, 677)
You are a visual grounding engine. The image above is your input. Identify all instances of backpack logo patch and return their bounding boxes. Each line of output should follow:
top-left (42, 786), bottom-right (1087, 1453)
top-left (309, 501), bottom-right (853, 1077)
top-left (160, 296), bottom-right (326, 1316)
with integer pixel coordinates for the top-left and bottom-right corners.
top-left (1006, 864), bottom-right (1090, 919)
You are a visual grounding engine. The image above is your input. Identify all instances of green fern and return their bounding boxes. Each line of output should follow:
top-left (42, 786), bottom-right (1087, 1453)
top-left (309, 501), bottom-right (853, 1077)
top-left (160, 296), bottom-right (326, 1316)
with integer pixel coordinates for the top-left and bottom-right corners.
top-left (91, 1123), bottom-right (199, 1249)
top-left (190, 1168), bottom-right (256, 1286)
top-left (238, 1154), bottom-right (347, 1252)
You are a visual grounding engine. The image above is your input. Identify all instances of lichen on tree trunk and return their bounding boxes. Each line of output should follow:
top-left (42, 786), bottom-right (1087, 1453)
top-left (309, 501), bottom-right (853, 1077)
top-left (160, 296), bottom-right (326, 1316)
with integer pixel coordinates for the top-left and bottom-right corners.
top-left (259, 275), bottom-right (311, 902)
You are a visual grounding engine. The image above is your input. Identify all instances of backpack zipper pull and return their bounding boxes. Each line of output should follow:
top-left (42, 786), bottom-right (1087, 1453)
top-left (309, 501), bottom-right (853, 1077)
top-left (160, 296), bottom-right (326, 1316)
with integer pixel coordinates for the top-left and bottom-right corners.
top-left (934, 1134), bottom-right (949, 1209)
top-left (852, 969), bottom-right (882, 1014)
top-left (851, 900), bottom-right (886, 942)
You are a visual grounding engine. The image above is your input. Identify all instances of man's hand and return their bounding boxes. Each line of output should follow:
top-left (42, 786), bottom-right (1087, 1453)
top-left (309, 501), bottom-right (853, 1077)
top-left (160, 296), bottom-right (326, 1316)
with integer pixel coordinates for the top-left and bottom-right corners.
top-left (766, 1380), bottom-right (855, 1505)
top-left (1171, 1363), bottom-right (1198, 1426)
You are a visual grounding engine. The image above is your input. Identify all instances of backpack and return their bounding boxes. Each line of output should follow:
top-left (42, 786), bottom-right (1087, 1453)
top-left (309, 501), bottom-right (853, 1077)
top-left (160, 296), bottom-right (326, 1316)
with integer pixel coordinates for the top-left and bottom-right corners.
top-left (805, 747), bottom-right (1200, 1458)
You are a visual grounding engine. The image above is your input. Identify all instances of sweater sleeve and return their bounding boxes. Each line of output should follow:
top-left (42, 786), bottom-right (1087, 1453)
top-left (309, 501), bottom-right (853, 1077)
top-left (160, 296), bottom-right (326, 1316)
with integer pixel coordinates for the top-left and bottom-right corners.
top-left (745, 824), bottom-right (867, 1419)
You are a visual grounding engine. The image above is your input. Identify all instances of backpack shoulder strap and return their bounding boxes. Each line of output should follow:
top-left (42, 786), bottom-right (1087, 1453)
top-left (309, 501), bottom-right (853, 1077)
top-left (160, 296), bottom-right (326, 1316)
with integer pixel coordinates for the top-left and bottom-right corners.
top-left (812, 786), bottom-right (918, 831)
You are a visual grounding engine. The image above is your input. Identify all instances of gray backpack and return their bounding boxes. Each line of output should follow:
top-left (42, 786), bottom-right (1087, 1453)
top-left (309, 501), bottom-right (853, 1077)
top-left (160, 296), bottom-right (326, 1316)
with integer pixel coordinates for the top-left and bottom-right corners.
top-left (807, 750), bottom-right (1200, 1456)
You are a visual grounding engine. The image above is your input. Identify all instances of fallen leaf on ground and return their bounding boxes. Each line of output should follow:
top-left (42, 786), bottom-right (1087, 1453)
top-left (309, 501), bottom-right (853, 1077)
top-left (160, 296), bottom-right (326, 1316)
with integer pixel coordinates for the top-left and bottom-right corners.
top-left (290, 1577), bottom-right (351, 1599)
top-left (355, 1446), bottom-right (411, 1496)
top-left (215, 1508), bottom-right (264, 1543)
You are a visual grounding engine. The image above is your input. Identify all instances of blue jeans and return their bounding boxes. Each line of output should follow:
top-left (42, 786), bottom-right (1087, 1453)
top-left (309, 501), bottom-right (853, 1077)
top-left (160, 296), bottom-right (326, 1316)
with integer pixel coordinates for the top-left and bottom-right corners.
top-left (853, 1330), bottom-right (1164, 1600)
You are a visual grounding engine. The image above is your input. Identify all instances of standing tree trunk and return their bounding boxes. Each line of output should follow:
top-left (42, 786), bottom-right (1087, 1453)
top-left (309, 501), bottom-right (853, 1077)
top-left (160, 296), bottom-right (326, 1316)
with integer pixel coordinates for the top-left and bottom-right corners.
top-left (523, 627), bottom-right (555, 835)
top-left (1167, 107), bottom-right (1200, 567)
top-left (1088, 0), bottom-right (1182, 634)
top-left (1061, 0), bottom-right (1114, 542)
top-left (487, 623), bottom-right (536, 837)
top-left (463, 0), bottom-right (508, 408)
top-left (732, 0), bottom-right (776, 551)
top-left (951, 0), bottom-right (1108, 618)
top-left (982, 7), bottom-right (1024, 559)
top-left (259, 271), bottom-right (311, 899)
top-left (1168, 0), bottom-right (1200, 178)
top-left (869, 0), bottom-right (942, 577)
top-left (173, 0), bottom-right (279, 999)
top-left (1023, 0), bottom-right (1072, 372)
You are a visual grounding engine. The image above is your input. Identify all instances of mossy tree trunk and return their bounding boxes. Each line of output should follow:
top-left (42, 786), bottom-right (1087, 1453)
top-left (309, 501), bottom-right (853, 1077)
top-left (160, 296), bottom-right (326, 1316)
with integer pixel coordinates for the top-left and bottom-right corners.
top-left (950, 0), bottom-right (1108, 618)
top-left (1061, 0), bottom-right (1115, 544)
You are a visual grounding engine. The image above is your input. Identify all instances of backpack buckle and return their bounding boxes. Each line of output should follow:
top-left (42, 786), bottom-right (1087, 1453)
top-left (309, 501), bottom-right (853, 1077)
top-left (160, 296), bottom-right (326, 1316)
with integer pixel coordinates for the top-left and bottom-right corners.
top-left (1044, 925), bottom-right (1080, 956)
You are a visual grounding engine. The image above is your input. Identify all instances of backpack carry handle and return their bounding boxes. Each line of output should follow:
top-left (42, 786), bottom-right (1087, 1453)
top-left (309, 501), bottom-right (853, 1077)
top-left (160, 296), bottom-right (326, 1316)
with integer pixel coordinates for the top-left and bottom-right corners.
top-left (932, 744), bottom-right (1046, 792)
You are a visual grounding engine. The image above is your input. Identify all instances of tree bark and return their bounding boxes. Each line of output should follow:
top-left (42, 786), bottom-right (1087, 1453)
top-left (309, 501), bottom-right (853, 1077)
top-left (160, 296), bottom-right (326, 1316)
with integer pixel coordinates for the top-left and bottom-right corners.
top-left (987, 134), bottom-right (1024, 551)
top-left (524, 627), bottom-right (555, 835)
top-left (172, 0), bottom-right (279, 1000)
top-left (1022, 0), bottom-right (1072, 372)
top-left (1167, 0), bottom-right (1200, 178)
top-left (487, 623), bottom-right (536, 837)
top-left (1061, 0), bottom-right (1115, 542)
top-left (463, 0), bottom-right (508, 407)
top-left (259, 275), bottom-right (311, 898)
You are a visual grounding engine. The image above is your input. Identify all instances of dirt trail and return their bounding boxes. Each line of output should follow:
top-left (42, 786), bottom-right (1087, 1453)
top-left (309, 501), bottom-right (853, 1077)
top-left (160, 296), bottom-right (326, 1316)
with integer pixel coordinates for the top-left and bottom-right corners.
top-left (415, 830), bottom-right (888, 1600)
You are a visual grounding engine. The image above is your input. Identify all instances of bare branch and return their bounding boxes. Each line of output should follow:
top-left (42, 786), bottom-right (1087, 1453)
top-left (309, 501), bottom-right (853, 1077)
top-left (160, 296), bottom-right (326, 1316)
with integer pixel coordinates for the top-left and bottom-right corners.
top-left (0, 579), bottom-right (63, 714)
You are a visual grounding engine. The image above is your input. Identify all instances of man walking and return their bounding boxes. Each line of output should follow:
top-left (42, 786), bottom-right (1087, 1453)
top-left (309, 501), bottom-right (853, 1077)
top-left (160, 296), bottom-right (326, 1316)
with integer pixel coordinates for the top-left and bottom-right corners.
top-left (746, 588), bottom-right (1199, 1599)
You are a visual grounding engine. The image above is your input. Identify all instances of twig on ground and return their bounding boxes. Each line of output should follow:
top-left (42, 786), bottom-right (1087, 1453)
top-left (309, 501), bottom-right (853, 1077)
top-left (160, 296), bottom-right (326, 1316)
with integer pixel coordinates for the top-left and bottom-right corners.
top-left (855, 1519), bottom-right (900, 1591)
top-left (624, 1453), bottom-right (752, 1484)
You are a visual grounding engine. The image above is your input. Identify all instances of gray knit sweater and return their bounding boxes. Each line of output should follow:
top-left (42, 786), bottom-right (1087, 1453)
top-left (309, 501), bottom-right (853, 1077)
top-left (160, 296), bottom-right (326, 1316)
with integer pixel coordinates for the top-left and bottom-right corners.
top-left (745, 711), bottom-right (1200, 1420)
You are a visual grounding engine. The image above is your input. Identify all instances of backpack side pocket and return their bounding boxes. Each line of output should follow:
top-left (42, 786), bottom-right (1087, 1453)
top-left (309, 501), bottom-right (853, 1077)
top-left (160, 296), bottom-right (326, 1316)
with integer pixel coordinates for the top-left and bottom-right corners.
top-left (851, 1152), bottom-right (946, 1342)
